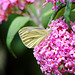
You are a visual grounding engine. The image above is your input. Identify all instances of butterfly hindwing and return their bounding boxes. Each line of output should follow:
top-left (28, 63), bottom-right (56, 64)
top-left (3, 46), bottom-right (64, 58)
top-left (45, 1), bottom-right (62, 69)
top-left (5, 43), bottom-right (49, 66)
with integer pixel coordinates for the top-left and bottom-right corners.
top-left (19, 27), bottom-right (48, 48)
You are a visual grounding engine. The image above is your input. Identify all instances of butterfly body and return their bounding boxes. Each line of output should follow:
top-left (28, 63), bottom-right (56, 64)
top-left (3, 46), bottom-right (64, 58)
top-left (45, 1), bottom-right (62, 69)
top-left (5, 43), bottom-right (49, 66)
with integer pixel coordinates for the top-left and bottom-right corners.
top-left (19, 27), bottom-right (51, 48)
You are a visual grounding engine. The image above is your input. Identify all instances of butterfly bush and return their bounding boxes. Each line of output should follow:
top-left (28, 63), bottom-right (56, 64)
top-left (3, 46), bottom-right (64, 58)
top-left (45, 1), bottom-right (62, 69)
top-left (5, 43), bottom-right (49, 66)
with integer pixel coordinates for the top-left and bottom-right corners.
top-left (43, 0), bottom-right (75, 10)
top-left (0, 0), bottom-right (35, 23)
top-left (33, 17), bottom-right (75, 75)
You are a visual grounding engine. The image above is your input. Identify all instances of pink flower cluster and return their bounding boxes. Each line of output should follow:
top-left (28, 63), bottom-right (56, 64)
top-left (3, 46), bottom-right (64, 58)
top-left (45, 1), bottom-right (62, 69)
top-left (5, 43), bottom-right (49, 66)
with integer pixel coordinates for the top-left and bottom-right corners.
top-left (0, 0), bottom-right (35, 23)
top-left (43, 0), bottom-right (75, 10)
top-left (33, 17), bottom-right (75, 75)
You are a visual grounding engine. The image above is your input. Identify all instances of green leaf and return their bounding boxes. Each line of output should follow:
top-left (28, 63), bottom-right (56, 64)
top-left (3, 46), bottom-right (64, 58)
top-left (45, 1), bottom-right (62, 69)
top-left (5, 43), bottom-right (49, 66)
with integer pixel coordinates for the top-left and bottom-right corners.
top-left (50, 3), bottom-right (75, 22)
top-left (71, 9), bottom-right (75, 22)
top-left (6, 16), bottom-right (29, 56)
top-left (64, 0), bottom-right (72, 30)
top-left (41, 2), bottom-right (53, 16)
top-left (40, 2), bottom-right (54, 28)
top-left (41, 10), bottom-right (54, 28)
top-left (11, 21), bottom-right (37, 56)
top-left (54, 6), bottom-right (65, 20)
top-left (72, 3), bottom-right (75, 9)
top-left (41, 10), bottom-right (54, 18)
top-left (0, 14), bottom-right (20, 43)
top-left (28, 4), bottom-right (37, 17)
top-left (48, 3), bottom-right (64, 25)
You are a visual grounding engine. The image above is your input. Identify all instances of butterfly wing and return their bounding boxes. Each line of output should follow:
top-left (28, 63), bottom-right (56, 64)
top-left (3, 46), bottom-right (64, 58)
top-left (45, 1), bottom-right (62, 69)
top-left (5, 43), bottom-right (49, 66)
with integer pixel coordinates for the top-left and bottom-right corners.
top-left (19, 27), bottom-right (48, 48)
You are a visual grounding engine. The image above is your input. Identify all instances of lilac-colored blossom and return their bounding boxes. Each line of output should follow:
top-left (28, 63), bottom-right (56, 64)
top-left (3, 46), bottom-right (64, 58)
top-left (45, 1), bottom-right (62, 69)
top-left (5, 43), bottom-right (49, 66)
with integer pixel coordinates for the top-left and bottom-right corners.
top-left (33, 17), bottom-right (75, 75)
top-left (0, 0), bottom-right (35, 23)
top-left (43, 0), bottom-right (75, 10)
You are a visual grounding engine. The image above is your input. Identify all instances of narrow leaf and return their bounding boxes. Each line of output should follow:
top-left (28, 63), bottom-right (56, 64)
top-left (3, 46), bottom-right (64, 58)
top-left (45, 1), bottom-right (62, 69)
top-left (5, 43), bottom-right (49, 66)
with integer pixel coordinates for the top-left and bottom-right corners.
top-left (48, 3), bottom-right (63, 24)
top-left (6, 16), bottom-right (29, 56)
top-left (64, 0), bottom-right (72, 30)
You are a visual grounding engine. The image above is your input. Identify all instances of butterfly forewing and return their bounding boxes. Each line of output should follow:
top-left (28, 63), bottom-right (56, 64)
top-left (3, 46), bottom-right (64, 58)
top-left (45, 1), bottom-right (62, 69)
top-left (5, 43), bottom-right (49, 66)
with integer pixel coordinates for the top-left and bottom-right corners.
top-left (19, 27), bottom-right (48, 48)
top-left (19, 27), bottom-right (44, 34)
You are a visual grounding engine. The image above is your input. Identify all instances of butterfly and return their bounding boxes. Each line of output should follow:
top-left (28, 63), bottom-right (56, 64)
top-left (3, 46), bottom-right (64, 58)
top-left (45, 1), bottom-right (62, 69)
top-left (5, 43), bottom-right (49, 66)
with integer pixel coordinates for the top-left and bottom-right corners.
top-left (19, 27), bottom-right (52, 48)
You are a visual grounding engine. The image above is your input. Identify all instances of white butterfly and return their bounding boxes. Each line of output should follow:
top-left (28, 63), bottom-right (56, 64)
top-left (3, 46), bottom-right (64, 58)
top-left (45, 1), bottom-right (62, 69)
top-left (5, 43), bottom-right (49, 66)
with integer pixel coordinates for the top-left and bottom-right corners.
top-left (19, 27), bottom-right (51, 48)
